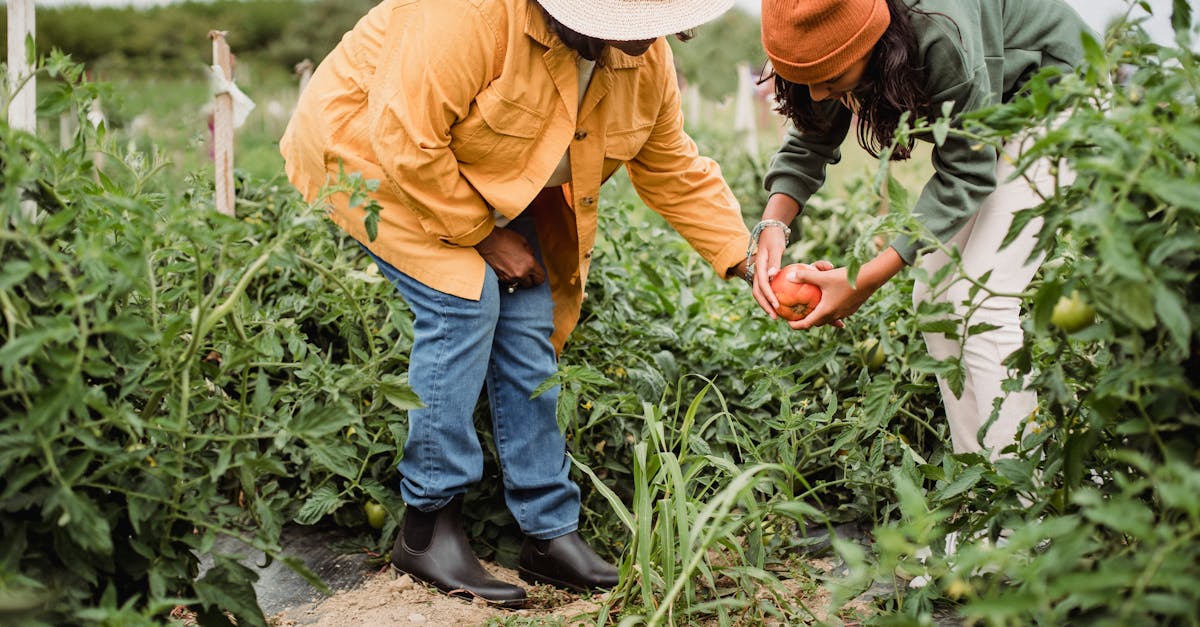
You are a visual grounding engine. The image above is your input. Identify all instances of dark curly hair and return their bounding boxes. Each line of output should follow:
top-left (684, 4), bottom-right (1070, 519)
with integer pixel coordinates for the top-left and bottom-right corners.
top-left (771, 0), bottom-right (931, 160)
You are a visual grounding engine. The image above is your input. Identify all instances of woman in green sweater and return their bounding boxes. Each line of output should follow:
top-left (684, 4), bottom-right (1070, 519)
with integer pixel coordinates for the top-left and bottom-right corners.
top-left (750, 0), bottom-right (1090, 455)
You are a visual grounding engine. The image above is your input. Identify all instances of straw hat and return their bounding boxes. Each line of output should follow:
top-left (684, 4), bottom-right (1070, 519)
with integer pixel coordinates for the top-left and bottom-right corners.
top-left (535, 0), bottom-right (735, 41)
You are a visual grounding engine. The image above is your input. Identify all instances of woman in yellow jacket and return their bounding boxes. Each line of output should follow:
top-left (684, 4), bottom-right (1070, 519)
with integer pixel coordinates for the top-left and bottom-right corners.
top-left (281, 0), bottom-right (750, 608)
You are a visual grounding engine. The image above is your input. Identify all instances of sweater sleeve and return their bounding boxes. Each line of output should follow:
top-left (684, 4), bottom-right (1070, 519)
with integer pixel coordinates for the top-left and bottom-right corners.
top-left (890, 68), bottom-right (998, 264)
top-left (762, 102), bottom-right (853, 213)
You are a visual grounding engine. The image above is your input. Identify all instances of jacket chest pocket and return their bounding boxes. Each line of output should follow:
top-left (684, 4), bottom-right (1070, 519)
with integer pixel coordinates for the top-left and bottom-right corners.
top-left (601, 124), bottom-right (651, 180)
top-left (451, 90), bottom-right (546, 165)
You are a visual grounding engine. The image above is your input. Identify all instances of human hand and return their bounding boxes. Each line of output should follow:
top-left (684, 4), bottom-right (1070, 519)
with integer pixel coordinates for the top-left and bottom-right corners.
top-left (474, 228), bottom-right (545, 290)
top-left (781, 262), bottom-right (875, 330)
top-left (749, 227), bottom-right (791, 318)
top-left (766, 261), bottom-right (845, 328)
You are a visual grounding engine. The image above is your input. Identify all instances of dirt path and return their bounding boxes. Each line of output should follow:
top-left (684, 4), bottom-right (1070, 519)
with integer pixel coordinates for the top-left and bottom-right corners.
top-left (274, 562), bottom-right (605, 626)
top-left (269, 557), bottom-right (874, 626)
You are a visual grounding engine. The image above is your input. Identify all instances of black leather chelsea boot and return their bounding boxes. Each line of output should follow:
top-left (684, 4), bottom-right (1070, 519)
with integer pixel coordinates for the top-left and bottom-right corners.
top-left (518, 531), bottom-right (619, 592)
top-left (391, 495), bottom-right (526, 608)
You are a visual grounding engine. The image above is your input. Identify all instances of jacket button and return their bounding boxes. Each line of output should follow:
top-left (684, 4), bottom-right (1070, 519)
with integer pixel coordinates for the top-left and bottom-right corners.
top-left (583, 196), bottom-right (595, 205)
top-left (584, 249), bottom-right (593, 259)
top-left (574, 130), bottom-right (587, 140)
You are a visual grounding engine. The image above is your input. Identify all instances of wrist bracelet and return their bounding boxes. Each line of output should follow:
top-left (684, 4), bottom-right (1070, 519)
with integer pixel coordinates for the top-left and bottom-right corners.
top-left (744, 220), bottom-right (791, 284)
top-left (744, 217), bottom-right (792, 251)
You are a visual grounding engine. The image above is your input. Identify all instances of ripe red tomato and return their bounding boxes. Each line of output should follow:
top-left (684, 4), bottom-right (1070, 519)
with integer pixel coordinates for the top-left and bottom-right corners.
top-left (770, 263), bottom-right (822, 321)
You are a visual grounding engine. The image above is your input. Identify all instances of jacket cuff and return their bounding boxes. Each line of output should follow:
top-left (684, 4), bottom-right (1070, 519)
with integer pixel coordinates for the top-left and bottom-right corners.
top-left (443, 215), bottom-right (496, 248)
top-left (712, 235), bottom-right (751, 281)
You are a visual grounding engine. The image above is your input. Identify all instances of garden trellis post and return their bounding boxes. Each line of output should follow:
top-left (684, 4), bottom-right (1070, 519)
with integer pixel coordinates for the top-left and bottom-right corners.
top-left (210, 30), bottom-right (236, 217)
top-left (295, 59), bottom-right (313, 101)
top-left (733, 63), bottom-right (758, 156)
top-left (6, 0), bottom-right (36, 134)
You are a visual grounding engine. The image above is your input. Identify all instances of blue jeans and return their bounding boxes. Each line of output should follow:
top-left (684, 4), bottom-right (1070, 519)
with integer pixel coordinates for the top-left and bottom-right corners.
top-left (363, 213), bottom-right (579, 539)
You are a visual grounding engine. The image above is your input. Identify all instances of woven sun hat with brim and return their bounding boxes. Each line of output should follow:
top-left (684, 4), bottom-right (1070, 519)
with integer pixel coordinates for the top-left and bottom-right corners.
top-left (535, 0), bottom-right (736, 41)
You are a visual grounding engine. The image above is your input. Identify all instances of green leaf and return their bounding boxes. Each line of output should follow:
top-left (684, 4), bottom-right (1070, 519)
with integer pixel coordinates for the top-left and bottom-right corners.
top-left (935, 465), bottom-right (984, 500)
top-left (770, 500), bottom-right (822, 522)
top-left (0, 260), bottom-right (33, 291)
top-left (193, 556), bottom-right (267, 627)
top-left (287, 403), bottom-right (350, 439)
top-left (295, 485), bottom-right (343, 525)
top-left (47, 487), bottom-right (114, 555)
top-left (1171, 0), bottom-right (1193, 38)
top-left (1106, 279), bottom-right (1157, 329)
top-left (932, 117), bottom-right (950, 147)
top-left (380, 374), bottom-right (423, 410)
top-left (1074, 489), bottom-right (1154, 537)
top-left (0, 319), bottom-right (77, 368)
top-left (1080, 31), bottom-right (1107, 72)
top-left (1153, 283), bottom-right (1191, 353)
top-left (308, 443), bottom-right (359, 480)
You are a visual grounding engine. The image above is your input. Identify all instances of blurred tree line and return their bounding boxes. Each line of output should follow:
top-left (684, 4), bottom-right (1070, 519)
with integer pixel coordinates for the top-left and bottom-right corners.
top-left (3, 0), bottom-right (764, 98)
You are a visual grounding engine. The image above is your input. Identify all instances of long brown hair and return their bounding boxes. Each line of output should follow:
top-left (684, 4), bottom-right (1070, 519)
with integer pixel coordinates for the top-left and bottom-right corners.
top-left (771, 0), bottom-right (929, 160)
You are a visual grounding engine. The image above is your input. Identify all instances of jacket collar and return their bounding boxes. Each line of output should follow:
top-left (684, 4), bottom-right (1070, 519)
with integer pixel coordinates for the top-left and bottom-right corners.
top-left (523, 6), bottom-right (647, 70)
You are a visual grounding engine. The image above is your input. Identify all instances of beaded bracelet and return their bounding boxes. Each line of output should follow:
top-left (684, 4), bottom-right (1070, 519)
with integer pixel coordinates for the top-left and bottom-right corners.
top-left (743, 219), bottom-right (792, 284)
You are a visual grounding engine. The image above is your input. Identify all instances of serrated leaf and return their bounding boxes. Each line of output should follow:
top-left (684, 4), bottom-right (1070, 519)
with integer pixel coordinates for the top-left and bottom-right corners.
top-left (193, 556), bottom-right (267, 627)
top-left (287, 403), bottom-right (350, 439)
top-left (295, 485), bottom-right (343, 525)
top-left (935, 465), bottom-right (984, 500)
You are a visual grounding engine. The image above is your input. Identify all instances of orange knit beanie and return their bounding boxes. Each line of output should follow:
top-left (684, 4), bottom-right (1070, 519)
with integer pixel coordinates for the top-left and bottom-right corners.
top-left (761, 0), bottom-right (892, 85)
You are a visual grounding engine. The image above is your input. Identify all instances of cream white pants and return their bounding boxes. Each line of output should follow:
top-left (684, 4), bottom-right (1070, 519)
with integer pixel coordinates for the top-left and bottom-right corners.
top-left (911, 133), bottom-right (1068, 456)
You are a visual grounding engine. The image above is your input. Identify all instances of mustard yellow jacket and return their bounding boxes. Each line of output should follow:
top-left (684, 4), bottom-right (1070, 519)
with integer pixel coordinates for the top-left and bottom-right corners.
top-left (280, 0), bottom-right (749, 351)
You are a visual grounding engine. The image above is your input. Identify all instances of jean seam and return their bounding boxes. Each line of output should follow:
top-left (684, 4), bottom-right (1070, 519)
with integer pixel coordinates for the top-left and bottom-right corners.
top-left (423, 285), bottom-right (450, 501)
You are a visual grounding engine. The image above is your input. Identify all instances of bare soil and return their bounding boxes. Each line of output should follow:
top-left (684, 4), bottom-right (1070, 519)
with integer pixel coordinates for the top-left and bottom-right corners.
top-left (273, 562), bottom-right (604, 626)
top-left (269, 557), bottom-right (869, 627)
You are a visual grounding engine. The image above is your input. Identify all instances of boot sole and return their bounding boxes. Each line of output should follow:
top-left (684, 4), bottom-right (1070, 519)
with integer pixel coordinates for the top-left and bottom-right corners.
top-left (517, 566), bottom-right (615, 594)
top-left (392, 563), bottom-right (526, 609)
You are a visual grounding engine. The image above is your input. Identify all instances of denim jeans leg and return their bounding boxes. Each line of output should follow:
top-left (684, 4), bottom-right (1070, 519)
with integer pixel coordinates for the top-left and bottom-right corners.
top-left (486, 215), bottom-right (580, 539)
top-left (362, 246), bottom-right (499, 512)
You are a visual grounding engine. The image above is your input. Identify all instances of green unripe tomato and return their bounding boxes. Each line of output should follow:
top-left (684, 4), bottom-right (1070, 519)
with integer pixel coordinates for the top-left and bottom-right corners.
top-left (1051, 292), bottom-right (1096, 333)
top-left (855, 337), bottom-right (885, 371)
top-left (363, 501), bottom-right (387, 529)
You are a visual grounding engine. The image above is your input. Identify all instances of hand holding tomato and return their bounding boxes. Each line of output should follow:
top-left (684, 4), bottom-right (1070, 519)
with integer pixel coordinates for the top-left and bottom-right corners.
top-left (752, 259), bottom-right (838, 322)
top-left (779, 248), bottom-right (907, 330)
top-left (769, 263), bottom-right (822, 320)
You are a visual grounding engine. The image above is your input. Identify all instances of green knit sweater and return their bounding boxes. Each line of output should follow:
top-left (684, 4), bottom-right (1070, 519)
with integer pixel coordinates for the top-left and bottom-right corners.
top-left (763, 0), bottom-right (1091, 263)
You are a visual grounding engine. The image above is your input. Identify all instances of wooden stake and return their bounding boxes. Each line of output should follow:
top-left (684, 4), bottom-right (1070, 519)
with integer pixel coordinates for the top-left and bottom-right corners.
top-left (210, 30), bottom-right (235, 217)
top-left (294, 59), bottom-right (313, 101)
top-left (733, 63), bottom-right (758, 156)
top-left (7, 0), bottom-right (36, 134)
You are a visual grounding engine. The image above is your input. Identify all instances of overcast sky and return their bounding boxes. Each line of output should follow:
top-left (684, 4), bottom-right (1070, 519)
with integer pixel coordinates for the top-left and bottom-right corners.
top-left (16, 0), bottom-right (1190, 46)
